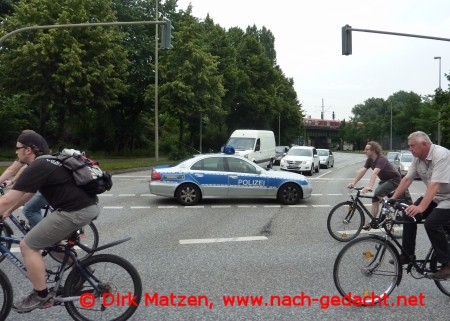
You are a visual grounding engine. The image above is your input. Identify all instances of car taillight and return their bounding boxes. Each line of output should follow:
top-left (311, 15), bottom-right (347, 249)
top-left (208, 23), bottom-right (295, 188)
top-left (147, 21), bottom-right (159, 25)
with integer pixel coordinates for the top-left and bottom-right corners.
top-left (151, 169), bottom-right (161, 181)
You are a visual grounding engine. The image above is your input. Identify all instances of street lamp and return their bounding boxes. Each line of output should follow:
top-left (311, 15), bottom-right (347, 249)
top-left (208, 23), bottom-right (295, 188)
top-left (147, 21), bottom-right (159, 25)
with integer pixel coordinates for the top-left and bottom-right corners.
top-left (434, 56), bottom-right (441, 145)
top-left (389, 102), bottom-right (392, 150)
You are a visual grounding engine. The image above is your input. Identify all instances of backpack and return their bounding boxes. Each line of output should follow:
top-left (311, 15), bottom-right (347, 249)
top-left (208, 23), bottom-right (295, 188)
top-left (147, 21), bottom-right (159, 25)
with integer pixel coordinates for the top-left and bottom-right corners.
top-left (39, 148), bottom-right (113, 195)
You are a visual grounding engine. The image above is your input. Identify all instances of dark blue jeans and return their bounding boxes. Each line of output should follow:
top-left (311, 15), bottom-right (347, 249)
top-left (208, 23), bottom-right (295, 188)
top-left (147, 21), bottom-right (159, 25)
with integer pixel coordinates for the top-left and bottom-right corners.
top-left (22, 192), bottom-right (47, 228)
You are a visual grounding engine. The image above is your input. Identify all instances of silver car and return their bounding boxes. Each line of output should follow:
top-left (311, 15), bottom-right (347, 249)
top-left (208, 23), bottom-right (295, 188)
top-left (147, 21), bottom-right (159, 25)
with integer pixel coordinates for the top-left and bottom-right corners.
top-left (149, 153), bottom-right (312, 206)
top-left (279, 146), bottom-right (320, 176)
top-left (394, 152), bottom-right (413, 177)
top-left (317, 149), bottom-right (334, 169)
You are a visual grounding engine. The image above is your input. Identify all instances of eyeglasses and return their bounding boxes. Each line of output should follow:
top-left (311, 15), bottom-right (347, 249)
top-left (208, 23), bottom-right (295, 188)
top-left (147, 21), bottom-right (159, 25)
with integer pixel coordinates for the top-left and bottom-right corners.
top-left (15, 146), bottom-right (27, 150)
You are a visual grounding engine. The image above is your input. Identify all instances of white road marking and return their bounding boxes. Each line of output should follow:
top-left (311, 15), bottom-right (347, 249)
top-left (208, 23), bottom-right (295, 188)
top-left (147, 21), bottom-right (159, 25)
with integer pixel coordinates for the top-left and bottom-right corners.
top-left (179, 236), bottom-right (268, 245)
top-left (337, 227), bottom-right (403, 236)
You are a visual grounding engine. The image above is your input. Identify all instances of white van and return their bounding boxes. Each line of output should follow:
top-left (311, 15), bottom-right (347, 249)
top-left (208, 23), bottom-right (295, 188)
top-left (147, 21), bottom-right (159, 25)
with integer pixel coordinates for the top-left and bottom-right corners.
top-left (226, 130), bottom-right (276, 165)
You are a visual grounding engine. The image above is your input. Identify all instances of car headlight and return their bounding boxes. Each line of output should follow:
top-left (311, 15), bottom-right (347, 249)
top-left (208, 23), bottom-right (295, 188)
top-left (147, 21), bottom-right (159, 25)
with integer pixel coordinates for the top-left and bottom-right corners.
top-left (304, 160), bottom-right (311, 165)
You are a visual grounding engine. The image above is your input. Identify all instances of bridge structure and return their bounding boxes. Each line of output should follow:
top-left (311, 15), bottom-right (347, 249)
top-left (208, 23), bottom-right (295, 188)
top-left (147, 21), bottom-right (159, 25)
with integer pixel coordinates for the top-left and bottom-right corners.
top-left (302, 117), bottom-right (342, 149)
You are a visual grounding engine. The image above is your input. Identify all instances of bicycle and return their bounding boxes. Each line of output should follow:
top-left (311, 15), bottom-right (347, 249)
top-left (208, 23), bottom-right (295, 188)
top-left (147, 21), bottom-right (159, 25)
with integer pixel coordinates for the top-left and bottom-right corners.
top-left (333, 199), bottom-right (450, 305)
top-left (0, 185), bottom-right (99, 263)
top-left (0, 225), bottom-right (142, 321)
top-left (326, 187), bottom-right (408, 242)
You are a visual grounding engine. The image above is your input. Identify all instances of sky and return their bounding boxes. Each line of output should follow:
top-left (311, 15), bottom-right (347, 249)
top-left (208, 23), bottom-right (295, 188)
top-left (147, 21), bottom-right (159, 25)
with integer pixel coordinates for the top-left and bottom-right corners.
top-left (175, 0), bottom-right (450, 121)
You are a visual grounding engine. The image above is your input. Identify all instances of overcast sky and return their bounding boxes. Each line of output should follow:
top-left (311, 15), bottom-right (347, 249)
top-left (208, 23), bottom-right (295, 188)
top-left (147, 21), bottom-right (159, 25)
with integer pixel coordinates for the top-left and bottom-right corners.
top-left (176, 0), bottom-right (450, 121)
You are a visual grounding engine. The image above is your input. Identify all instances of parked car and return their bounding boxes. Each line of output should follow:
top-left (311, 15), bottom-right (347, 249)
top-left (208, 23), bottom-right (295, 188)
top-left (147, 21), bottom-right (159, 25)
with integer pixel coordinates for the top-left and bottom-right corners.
top-left (386, 151), bottom-right (400, 164)
top-left (149, 153), bottom-right (312, 206)
top-left (394, 152), bottom-right (414, 177)
top-left (274, 145), bottom-right (290, 165)
top-left (279, 146), bottom-right (320, 176)
top-left (317, 149), bottom-right (334, 169)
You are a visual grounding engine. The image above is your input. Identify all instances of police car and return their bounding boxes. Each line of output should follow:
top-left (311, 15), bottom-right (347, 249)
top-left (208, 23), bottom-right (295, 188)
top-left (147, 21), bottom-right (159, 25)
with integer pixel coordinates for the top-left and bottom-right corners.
top-left (149, 146), bottom-right (312, 206)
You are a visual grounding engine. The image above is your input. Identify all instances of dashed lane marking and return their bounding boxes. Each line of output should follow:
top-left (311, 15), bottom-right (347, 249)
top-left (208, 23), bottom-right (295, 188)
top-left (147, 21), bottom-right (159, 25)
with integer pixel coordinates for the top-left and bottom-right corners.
top-left (179, 236), bottom-right (268, 245)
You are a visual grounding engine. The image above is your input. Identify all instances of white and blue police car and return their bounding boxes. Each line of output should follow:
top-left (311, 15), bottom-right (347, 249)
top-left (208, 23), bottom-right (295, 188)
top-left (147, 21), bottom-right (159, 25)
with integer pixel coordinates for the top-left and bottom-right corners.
top-left (149, 146), bottom-right (312, 206)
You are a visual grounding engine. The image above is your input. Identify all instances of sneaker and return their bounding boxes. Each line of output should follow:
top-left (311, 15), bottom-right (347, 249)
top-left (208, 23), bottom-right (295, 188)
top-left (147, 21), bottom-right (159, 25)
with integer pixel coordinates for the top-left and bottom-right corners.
top-left (389, 254), bottom-right (414, 265)
top-left (12, 290), bottom-right (54, 313)
top-left (427, 263), bottom-right (450, 280)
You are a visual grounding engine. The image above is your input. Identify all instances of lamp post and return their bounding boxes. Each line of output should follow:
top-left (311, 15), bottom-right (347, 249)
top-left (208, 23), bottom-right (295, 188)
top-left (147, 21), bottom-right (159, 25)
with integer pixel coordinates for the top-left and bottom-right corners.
top-left (389, 102), bottom-right (392, 150)
top-left (278, 113), bottom-right (281, 145)
top-left (434, 56), bottom-right (441, 145)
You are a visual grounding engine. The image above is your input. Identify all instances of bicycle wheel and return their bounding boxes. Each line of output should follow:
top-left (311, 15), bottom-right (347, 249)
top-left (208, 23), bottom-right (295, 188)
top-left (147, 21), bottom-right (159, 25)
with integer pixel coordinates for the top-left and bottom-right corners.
top-left (0, 269), bottom-right (13, 321)
top-left (63, 253), bottom-right (142, 321)
top-left (49, 221), bottom-right (99, 263)
top-left (333, 236), bottom-right (402, 306)
top-left (327, 201), bottom-right (364, 242)
top-left (431, 245), bottom-right (450, 296)
top-left (0, 223), bottom-right (13, 264)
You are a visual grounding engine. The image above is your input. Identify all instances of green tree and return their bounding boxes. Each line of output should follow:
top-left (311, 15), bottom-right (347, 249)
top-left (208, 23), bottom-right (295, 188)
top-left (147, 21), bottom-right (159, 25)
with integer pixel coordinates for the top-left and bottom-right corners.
top-left (148, 8), bottom-right (225, 157)
top-left (0, 0), bottom-right (129, 149)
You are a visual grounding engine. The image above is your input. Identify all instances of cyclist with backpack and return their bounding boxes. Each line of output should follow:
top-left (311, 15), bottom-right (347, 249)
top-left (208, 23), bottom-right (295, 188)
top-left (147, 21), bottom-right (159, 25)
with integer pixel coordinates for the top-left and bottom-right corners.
top-left (0, 130), bottom-right (99, 313)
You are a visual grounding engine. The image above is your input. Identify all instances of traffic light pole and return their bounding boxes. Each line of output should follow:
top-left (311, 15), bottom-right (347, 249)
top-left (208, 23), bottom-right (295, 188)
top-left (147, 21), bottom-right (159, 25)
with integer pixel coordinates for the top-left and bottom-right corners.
top-left (342, 25), bottom-right (450, 56)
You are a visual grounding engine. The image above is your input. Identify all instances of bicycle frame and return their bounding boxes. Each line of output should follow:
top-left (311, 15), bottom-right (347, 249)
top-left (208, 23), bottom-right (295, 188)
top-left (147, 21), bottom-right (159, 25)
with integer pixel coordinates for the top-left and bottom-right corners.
top-left (0, 232), bottom-right (130, 303)
top-left (373, 206), bottom-right (437, 277)
top-left (345, 188), bottom-right (376, 222)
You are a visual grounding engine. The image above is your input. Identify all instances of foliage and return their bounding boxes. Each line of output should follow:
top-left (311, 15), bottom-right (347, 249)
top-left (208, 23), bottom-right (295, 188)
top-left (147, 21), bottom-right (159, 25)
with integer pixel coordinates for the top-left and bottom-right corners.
top-left (0, 0), bottom-right (449, 155)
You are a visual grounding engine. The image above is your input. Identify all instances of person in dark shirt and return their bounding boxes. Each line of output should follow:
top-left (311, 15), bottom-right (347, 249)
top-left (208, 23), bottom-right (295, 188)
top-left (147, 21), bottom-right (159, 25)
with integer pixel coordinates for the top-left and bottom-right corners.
top-left (0, 130), bottom-right (50, 228)
top-left (348, 141), bottom-right (401, 229)
top-left (0, 131), bottom-right (99, 313)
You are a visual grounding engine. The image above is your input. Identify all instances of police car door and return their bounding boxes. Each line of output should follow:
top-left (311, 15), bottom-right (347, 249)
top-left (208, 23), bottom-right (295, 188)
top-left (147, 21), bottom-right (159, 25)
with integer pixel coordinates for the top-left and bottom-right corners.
top-left (190, 156), bottom-right (229, 196)
top-left (226, 157), bottom-right (268, 197)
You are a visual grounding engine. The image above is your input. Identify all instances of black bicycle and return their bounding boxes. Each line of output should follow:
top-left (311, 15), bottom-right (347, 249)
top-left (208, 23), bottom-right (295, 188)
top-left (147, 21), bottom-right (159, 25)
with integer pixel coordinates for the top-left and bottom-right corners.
top-left (0, 185), bottom-right (99, 263)
top-left (327, 187), bottom-right (408, 242)
top-left (333, 199), bottom-right (450, 305)
top-left (0, 225), bottom-right (142, 321)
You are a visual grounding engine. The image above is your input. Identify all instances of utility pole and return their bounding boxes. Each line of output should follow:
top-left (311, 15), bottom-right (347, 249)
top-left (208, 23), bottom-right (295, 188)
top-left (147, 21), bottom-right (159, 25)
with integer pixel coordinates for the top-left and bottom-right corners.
top-left (155, 1), bottom-right (159, 160)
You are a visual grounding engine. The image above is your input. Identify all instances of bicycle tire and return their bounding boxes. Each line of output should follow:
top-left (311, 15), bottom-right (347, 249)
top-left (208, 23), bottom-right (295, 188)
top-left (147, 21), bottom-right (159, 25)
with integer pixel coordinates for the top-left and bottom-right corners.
top-left (49, 221), bottom-right (99, 263)
top-left (0, 223), bottom-right (14, 264)
top-left (63, 253), bottom-right (142, 321)
top-left (333, 235), bottom-right (402, 306)
top-left (327, 201), bottom-right (364, 242)
top-left (0, 269), bottom-right (13, 321)
top-left (431, 243), bottom-right (450, 297)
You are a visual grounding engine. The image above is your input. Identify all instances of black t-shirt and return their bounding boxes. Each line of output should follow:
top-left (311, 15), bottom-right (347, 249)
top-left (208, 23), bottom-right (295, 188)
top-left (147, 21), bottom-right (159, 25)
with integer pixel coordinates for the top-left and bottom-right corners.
top-left (364, 155), bottom-right (401, 183)
top-left (13, 158), bottom-right (97, 212)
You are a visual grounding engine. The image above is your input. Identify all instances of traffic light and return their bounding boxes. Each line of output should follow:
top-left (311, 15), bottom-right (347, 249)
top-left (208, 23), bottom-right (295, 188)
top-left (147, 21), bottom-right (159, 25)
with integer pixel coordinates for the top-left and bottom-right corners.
top-left (342, 25), bottom-right (352, 55)
top-left (161, 19), bottom-right (173, 49)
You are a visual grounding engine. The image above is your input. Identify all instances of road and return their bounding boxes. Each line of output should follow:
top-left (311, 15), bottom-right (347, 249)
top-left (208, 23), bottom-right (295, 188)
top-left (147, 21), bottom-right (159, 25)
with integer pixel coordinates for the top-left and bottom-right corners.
top-left (2, 152), bottom-right (447, 321)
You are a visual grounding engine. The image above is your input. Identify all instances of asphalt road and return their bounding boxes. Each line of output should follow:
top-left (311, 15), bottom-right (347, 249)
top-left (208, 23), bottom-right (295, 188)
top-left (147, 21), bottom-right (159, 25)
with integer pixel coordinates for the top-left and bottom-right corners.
top-left (2, 152), bottom-right (448, 321)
